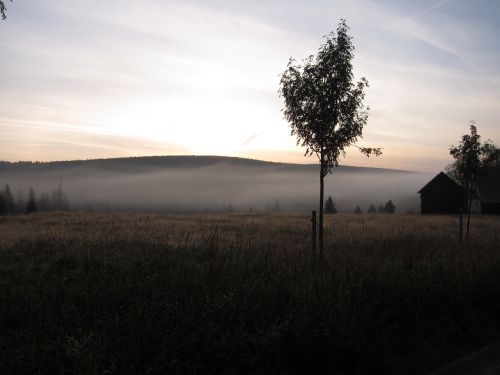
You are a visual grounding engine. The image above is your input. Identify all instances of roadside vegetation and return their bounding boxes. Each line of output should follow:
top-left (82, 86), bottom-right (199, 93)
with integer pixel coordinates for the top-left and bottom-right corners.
top-left (1, 212), bottom-right (500, 374)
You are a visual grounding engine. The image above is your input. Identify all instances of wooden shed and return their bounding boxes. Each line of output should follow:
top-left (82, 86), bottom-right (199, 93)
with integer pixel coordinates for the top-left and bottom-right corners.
top-left (418, 172), bottom-right (464, 214)
top-left (476, 167), bottom-right (500, 215)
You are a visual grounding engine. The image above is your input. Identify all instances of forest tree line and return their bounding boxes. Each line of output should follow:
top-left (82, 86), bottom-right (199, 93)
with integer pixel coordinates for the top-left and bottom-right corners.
top-left (0, 184), bottom-right (69, 215)
top-left (324, 196), bottom-right (396, 214)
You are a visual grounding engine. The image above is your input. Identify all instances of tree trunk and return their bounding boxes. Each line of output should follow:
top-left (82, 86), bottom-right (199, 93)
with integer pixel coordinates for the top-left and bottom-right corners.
top-left (319, 151), bottom-right (325, 259)
top-left (459, 206), bottom-right (463, 242)
top-left (466, 186), bottom-right (472, 243)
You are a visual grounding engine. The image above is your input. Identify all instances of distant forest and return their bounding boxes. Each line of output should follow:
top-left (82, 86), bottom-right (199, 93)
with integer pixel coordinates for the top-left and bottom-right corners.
top-left (0, 183), bottom-right (69, 215)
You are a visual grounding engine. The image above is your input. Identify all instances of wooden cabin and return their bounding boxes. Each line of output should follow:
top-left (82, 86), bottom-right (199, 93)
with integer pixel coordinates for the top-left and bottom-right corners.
top-left (418, 172), bottom-right (464, 214)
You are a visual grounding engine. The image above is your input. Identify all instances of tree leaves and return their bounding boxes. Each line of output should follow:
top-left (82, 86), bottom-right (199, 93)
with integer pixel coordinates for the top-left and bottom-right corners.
top-left (448, 121), bottom-right (498, 187)
top-left (279, 20), bottom-right (381, 176)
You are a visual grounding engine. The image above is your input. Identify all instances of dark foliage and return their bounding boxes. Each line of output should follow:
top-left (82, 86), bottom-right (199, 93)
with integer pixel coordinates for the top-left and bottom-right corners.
top-left (384, 200), bottom-right (396, 214)
top-left (368, 203), bottom-right (376, 213)
top-left (324, 196), bottom-right (337, 214)
top-left (25, 188), bottom-right (37, 214)
top-left (354, 206), bottom-right (362, 214)
top-left (3, 184), bottom-right (15, 213)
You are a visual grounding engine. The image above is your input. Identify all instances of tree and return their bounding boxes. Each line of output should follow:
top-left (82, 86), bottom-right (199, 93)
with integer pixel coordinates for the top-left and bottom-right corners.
top-left (448, 122), bottom-right (498, 241)
top-left (26, 188), bottom-right (37, 214)
top-left (15, 190), bottom-right (25, 214)
top-left (368, 203), bottom-right (376, 214)
top-left (324, 196), bottom-right (337, 214)
top-left (1, 0), bottom-right (11, 20)
top-left (384, 200), bottom-right (396, 214)
top-left (279, 20), bottom-right (381, 257)
top-left (377, 204), bottom-right (385, 213)
top-left (51, 180), bottom-right (69, 211)
top-left (354, 206), bottom-right (362, 214)
top-left (0, 193), bottom-right (5, 215)
top-left (4, 184), bottom-right (15, 213)
top-left (38, 193), bottom-right (51, 212)
top-left (272, 200), bottom-right (281, 213)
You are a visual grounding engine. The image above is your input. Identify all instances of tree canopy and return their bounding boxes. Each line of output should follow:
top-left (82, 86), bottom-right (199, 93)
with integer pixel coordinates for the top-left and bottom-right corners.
top-left (280, 19), bottom-right (381, 179)
top-left (447, 122), bottom-right (499, 188)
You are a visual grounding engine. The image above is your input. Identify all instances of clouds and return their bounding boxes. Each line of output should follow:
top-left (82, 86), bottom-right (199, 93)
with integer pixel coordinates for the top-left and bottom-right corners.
top-left (0, 0), bottom-right (498, 172)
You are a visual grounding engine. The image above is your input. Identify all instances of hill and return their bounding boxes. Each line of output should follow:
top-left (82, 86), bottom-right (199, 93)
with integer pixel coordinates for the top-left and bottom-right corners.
top-left (0, 155), bottom-right (411, 173)
top-left (0, 155), bottom-right (426, 213)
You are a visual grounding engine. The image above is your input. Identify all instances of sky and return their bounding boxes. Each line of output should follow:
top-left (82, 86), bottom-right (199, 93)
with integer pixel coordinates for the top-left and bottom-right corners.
top-left (0, 0), bottom-right (499, 172)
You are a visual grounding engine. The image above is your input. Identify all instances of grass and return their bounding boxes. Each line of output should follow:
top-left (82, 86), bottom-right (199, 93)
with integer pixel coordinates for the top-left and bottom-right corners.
top-left (1, 212), bottom-right (500, 374)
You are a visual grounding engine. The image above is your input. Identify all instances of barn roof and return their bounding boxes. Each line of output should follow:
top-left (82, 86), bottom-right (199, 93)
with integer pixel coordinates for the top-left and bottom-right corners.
top-left (476, 167), bottom-right (500, 203)
top-left (418, 171), bottom-right (463, 194)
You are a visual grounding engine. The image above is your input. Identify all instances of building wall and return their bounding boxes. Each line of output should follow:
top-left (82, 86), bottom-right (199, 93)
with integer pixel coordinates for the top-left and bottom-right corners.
top-left (420, 191), bottom-right (463, 214)
top-left (481, 203), bottom-right (500, 215)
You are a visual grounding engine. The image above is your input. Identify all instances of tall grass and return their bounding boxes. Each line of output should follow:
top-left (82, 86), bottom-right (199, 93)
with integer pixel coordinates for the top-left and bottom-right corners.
top-left (1, 213), bottom-right (500, 374)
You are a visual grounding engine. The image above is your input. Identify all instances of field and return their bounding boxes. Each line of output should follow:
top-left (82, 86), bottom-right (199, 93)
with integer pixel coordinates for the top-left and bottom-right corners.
top-left (1, 212), bottom-right (500, 374)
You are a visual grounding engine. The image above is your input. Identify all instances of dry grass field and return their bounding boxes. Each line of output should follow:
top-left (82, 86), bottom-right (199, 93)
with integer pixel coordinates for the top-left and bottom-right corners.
top-left (1, 212), bottom-right (500, 374)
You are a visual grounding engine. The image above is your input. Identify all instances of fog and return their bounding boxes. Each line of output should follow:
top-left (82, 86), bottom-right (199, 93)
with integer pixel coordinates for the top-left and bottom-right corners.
top-left (0, 158), bottom-right (434, 213)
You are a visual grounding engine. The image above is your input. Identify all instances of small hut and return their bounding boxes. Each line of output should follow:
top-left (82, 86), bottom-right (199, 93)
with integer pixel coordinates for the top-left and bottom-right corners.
top-left (418, 172), bottom-right (464, 214)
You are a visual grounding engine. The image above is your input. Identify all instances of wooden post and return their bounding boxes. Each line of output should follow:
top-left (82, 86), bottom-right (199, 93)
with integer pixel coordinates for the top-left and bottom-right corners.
top-left (311, 210), bottom-right (317, 255)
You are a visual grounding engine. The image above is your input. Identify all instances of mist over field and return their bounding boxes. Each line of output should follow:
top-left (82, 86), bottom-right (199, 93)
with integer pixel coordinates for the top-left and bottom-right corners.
top-left (0, 156), bottom-right (432, 213)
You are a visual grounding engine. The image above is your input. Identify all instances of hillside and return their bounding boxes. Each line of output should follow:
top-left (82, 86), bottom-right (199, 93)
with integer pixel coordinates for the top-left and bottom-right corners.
top-left (0, 155), bottom-right (426, 213)
top-left (0, 155), bottom-right (411, 174)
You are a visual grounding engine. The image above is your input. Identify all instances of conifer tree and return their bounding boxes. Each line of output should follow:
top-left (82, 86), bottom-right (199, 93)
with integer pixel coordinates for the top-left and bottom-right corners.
top-left (0, 193), bottom-right (5, 215)
top-left (26, 188), bottom-right (37, 214)
top-left (4, 184), bottom-right (15, 213)
top-left (324, 196), bottom-right (337, 214)
top-left (384, 200), bottom-right (396, 214)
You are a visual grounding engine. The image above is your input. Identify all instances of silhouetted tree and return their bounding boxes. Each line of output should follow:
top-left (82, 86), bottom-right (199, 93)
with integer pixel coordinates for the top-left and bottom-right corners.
top-left (15, 190), bottom-right (25, 214)
top-left (368, 203), bottom-right (376, 214)
top-left (1, 0), bottom-right (11, 20)
top-left (0, 193), bottom-right (5, 215)
top-left (38, 193), bottom-right (51, 212)
top-left (355, 206), bottom-right (362, 214)
top-left (448, 122), bottom-right (499, 241)
top-left (272, 200), bottom-right (281, 213)
top-left (51, 181), bottom-right (69, 211)
top-left (377, 204), bottom-right (385, 213)
top-left (384, 200), bottom-right (396, 214)
top-left (324, 196), bottom-right (337, 214)
top-left (280, 20), bottom-right (381, 257)
top-left (26, 188), bottom-right (37, 214)
top-left (3, 184), bottom-right (15, 213)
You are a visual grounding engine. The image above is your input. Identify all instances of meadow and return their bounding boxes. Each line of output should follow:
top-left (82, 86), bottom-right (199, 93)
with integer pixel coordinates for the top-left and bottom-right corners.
top-left (1, 212), bottom-right (500, 374)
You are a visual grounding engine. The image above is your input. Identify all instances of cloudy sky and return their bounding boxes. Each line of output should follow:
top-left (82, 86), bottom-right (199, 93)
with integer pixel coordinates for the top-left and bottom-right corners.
top-left (0, 0), bottom-right (499, 171)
